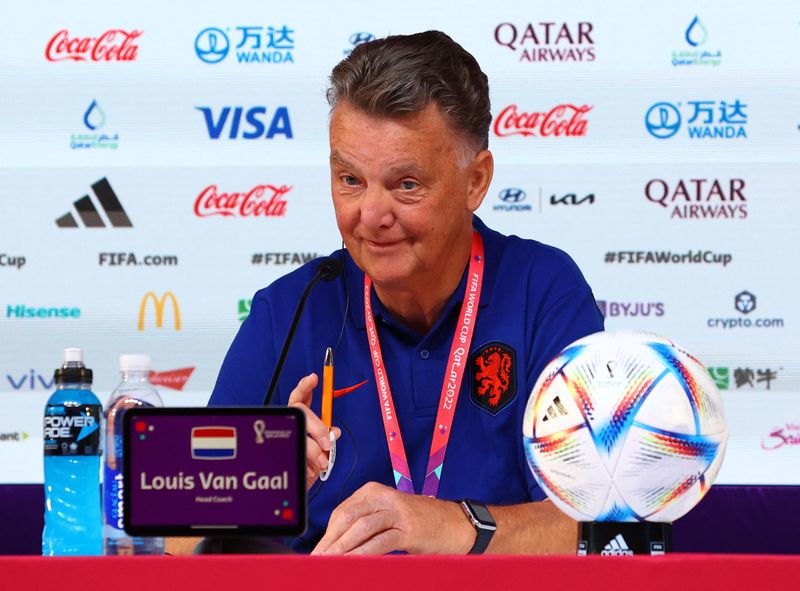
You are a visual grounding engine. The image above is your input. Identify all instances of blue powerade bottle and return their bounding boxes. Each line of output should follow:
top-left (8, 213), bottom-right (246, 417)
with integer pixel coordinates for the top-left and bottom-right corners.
top-left (42, 347), bottom-right (103, 556)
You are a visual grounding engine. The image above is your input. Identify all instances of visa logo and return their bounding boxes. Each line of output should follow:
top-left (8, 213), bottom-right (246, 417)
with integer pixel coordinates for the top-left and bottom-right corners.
top-left (196, 106), bottom-right (293, 139)
top-left (6, 370), bottom-right (54, 390)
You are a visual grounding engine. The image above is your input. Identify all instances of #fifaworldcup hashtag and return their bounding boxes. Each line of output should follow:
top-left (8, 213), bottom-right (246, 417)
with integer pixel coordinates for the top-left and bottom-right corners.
top-left (604, 250), bottom-right (732, 266)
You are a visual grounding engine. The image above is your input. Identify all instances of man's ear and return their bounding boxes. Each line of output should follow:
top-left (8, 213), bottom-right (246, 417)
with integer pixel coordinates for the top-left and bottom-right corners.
top-left (466, 150), bottom-right (494, 213)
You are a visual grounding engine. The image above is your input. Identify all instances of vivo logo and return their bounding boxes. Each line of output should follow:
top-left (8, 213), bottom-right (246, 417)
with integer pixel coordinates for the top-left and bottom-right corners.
top-left (6, 370), bottom-right (54, 390)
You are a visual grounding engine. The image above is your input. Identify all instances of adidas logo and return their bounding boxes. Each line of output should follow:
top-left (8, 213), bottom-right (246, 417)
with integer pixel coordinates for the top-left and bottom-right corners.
top-left (600, 533), bottom-right (634, 556)
top-left (542, 395), bottom-right (569, 422)
top-left (56, 177), bottom-right (132, 228)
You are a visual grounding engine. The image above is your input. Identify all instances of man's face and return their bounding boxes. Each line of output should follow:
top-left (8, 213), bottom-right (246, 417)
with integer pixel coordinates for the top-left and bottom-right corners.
top-left (329, 102), bottom-right (489, 292)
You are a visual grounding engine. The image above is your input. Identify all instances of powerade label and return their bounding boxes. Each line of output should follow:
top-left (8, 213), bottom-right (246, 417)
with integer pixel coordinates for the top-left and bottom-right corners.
top-left (104, 465), bottom-right (125, 530)
top-left (44, 404), bottom-right (102, 456)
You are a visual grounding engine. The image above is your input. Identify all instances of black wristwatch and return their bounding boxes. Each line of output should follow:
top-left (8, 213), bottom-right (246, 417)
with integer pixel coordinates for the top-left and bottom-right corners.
top-left (460, 499), bottom-right (496, 554)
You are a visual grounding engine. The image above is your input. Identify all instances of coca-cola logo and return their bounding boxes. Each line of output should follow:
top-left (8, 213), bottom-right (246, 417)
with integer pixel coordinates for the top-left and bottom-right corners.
top-left (149, 367), bottom-right (195, 391)
top-left (493, 104), bottom-right (592, 138)
top-left (194, 184), bottom-right (291, 218)
top-left (45, 29), bottom-right (142, 62)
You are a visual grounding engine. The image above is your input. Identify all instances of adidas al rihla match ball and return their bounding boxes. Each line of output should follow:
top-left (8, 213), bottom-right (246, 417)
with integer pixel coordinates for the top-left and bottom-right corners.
top-left (523, 331), bottom-right (728, 523)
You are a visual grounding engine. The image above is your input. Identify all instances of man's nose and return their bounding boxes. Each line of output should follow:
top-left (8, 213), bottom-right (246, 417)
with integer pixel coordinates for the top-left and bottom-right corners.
top-left (359, 186), bottom-right (395, 229)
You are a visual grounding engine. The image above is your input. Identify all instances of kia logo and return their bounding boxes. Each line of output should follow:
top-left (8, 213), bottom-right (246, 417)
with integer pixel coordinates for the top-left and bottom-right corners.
top-left (499, 188), bottom-right (526, 203)
top-left (349, 32), bottom-right (375, 46)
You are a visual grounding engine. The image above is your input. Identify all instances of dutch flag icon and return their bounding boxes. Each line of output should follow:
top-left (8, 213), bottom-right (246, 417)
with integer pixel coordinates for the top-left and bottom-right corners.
top-left (191, 426), bottom-right (237, 460)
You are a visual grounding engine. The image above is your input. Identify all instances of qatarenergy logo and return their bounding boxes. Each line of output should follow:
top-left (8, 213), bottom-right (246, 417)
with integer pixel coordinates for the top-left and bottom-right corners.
top-left (6, 305), bottom-right (80, 319)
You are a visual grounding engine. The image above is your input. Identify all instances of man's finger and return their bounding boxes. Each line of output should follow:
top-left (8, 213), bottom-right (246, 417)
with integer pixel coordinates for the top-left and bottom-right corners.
top-left (287, 374), bottom-right (331, 452)
top-left (287, 373), bottom-right (317, 407)
top-left (345, 529), bottom-right (404, 556)
top-left (317, 510), bottom-right (395, 556)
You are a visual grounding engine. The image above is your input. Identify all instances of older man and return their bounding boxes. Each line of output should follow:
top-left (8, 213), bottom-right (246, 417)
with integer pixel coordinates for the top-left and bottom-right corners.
top-left (208, 30), bottom-right (603, 555)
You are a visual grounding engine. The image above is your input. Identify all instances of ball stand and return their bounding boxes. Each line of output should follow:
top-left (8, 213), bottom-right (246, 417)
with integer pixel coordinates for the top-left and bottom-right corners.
top-left (578, 522), bottom-right (671, 556)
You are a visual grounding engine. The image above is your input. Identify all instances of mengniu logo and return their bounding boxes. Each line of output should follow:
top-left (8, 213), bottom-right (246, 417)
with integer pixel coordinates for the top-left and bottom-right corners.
top-left (494, 22), bottom-right (595, 63)
top-left (494, 104), bottom-right (591, 138)
top-left (56, 177), bottom-right (132, 228)
top-left (196, 106), bottom-right (293, 139)
top-left (138, 292), bottom-right (181, 331)
top-left (645, 100), bottom-right (747, 140)
top-left (672, 16), bottom-right (722, 67)
top-left (6, 369), bottom-right (54, 390)
top-left (45, 29), bottom-right (141, 62)
top-left (344, 32), bottom-right (375, 56)
top-left (195, 184), bottom-right (291, 217)
top-left (70, 100), bottom-right (119, 150)
top-left (194, 26), bottom-right (294, 64)
top-left (645, 178), bottom-right (747, 219)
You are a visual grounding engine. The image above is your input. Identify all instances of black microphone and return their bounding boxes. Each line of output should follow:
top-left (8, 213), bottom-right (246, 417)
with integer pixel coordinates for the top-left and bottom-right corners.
top-left (261, 256), bottom-right (344, 406)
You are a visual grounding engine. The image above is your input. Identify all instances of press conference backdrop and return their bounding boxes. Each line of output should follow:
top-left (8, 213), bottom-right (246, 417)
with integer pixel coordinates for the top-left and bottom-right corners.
top-left (0, 1), bottom-right (798, 491)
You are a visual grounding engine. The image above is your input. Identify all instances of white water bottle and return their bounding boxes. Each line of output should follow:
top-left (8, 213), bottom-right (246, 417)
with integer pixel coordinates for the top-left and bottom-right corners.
top-left (103, 354), bottom-right (165, 555)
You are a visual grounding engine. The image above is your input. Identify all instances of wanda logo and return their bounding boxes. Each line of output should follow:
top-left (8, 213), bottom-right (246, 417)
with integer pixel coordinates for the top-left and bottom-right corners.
top-left (494, 104), bottom-right (592, 137)
top-left (45, 29), bottom-right (142, 62)
top-left (195, 184), bottom-right (291, 218)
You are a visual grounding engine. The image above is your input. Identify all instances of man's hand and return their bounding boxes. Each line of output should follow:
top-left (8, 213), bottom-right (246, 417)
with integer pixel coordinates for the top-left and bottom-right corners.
top-left (311, 481), bottom-right (475, 555)
top-left (287, 373), bottom-right (341, 490)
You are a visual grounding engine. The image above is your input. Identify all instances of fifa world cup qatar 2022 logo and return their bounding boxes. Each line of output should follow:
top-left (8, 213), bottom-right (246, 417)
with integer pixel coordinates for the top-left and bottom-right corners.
top-left (45, 29), bottom-right (142, 62)
top-left (494, 104), bottom-right (592, 138)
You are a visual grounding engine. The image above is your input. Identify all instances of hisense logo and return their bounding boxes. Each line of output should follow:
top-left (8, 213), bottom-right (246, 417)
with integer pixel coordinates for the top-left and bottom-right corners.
top-left (6, 305), bottom-right (80, 318)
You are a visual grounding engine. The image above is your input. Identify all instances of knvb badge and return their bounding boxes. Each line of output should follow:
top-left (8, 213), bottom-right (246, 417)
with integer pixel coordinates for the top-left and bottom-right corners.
top-left (191, 427), bottom-right (237, 460)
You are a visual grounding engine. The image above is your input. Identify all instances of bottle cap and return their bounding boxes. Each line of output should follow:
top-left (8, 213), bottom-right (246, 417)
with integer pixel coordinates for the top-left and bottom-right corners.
top-left (120, 354), bottom-right (151, 372)
top-left (63, 347), bottom-right (83, 364)
top-left (55, 348), bottom-right (92, 385)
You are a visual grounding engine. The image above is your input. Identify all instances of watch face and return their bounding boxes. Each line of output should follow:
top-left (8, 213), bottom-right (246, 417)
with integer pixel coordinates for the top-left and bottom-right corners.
top-left (469, 501), bottom-right (495, 526)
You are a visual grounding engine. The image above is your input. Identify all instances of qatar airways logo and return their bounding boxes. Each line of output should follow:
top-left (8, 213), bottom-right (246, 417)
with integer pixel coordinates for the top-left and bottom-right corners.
top-left (494, 22), bottom-right (595, 63)
top-left (195, 184), bottom-right (291, 218)
top-left (494, 104), bottom-right (592, 138)
top-left (45, 29), bottom-right (142, 62)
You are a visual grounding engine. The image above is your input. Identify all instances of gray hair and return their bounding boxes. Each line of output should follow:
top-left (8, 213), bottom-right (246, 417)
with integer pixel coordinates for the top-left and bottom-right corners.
top-left (327, 30), bottom-right (491, 154)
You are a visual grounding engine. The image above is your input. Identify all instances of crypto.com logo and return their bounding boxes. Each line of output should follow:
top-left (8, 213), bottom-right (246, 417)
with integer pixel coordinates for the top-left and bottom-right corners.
top-left (645, 102), bottom-right (681, 139)
top-left (734, 291), bottom-right (756, 315)
top-left (138, 291), bottom-right (181, 331)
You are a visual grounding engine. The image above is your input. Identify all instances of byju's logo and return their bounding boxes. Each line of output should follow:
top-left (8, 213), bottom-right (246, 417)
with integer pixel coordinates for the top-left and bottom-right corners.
top-left (645, 178), bottom-right (747, 219)
top-left (596, 301), bottom-right (665, 318)
top-left (194, 26), bottom-right (294, 64)
top-left (494, 22), bottom-right (595, 63)
top-left (70, 100), bottom-right (120, 150)
top-left (672, 16), bottom-right (722, 67)
top-left (735, 291), bottom-right (756, 314)
top-left (5, 370), bottom-right (54, 390)
top-left (56, 178), bottom-right (132, 228)
top-left (645, 100), bottom-right (748, 140)
top-left (196, 106), bottom-right (293, 139)
top-left (138, 291), bottom-right (181, 331)
top-left (344, 32), bottom-right (375, 56)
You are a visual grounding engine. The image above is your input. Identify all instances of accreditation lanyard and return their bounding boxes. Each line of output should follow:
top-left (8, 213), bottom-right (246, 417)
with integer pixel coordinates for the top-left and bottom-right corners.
top-left (363, 231), bottom-right (484, 497)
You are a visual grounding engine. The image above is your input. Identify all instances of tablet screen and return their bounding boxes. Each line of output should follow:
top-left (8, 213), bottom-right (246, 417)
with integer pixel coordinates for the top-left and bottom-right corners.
top-left (123, 407), bottom-right (306, 536)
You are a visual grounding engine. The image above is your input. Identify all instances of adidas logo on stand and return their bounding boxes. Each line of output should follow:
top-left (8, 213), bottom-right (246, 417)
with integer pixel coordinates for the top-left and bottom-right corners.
top-left (56, 177), bottom-right (132, 228)
top-left (600, 533), bottom-right (634, 556)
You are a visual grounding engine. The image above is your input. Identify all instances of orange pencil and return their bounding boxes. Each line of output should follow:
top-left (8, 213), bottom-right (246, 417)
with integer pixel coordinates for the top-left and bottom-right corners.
top-left (321, 347), bottom-right (333, 427)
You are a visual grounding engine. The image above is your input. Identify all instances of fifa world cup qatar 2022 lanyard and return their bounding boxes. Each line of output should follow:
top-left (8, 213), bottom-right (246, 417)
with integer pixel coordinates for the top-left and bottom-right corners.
top-left (363, 231), bottom-right (484, 498)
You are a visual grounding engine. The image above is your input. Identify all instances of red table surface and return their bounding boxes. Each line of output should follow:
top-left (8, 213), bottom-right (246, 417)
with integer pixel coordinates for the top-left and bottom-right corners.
top-left (2, 554), bottom-right (797, 591)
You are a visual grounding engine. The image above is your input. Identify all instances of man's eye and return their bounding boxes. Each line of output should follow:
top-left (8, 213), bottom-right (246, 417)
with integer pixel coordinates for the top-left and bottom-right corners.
top-left (400, 180), bottom-right (418, 190)
top-left (342, 175), bottom-right (359, 186)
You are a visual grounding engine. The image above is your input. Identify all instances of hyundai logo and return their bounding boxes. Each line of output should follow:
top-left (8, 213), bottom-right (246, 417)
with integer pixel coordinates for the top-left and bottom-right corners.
top-left (645, 102), bottom-right (681, 139)
top-left (499, 188), bottom-right (527, 203)
top-left (349, 32), bottom-right (376, 46)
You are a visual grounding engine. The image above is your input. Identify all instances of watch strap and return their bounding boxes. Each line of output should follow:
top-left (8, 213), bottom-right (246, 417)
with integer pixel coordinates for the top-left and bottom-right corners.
top-left (461, 499), bottom-right (496, 555)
